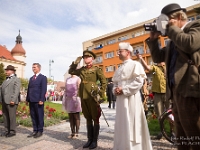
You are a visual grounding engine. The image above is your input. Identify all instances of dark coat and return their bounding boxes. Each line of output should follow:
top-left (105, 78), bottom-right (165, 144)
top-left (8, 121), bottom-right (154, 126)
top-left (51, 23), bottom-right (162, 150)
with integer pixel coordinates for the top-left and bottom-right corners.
top-left (106, 82), bottom-right (116, 101)
top-left (26, 74), bottom-right (47, 102)
top-left (146, 20), bottom-right (200, 100)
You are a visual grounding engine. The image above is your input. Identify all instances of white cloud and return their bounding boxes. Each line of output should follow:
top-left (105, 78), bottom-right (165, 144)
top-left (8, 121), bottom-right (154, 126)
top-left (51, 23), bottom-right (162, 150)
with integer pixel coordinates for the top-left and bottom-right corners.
top-left (0, 0), bottom-right (199, 81)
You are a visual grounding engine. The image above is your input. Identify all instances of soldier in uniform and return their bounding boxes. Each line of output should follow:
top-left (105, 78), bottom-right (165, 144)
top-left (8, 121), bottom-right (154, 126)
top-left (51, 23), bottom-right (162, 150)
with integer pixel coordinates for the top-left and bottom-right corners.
top-left (68, 50), bottom-right (107, 149)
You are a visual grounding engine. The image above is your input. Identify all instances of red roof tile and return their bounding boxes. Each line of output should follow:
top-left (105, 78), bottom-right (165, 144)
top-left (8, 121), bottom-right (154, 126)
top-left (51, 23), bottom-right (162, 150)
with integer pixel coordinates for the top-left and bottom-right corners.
top-left (0, 45), bottom-right (16, 61)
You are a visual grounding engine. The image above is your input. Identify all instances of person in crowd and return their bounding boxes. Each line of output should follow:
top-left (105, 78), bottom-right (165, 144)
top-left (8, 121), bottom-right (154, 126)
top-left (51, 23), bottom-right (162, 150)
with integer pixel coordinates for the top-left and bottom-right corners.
top-left (0, 65), bottom-right (21, 137)
top-left (136, 54), bottom-right (168, 139)
top-left (62, 74), bottom-right (82, 139)
top-left (112, 42), bottom-right (152, 150)
top-left (69, 50), bottom-right (107, 149)
top-left (106, 78), bottom-right (116, 109)
top-left (26, 63), bottom-right (47, 138)
top-left (146, 3), bottom-right (200, 150)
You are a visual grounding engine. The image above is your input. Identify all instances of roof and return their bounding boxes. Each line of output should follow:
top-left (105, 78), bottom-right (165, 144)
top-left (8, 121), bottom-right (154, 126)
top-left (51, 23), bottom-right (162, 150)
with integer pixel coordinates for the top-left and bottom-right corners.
top-left (0, 45), bottom-right (16, 61)
top-left (11, 43), bottom-right (26, 55)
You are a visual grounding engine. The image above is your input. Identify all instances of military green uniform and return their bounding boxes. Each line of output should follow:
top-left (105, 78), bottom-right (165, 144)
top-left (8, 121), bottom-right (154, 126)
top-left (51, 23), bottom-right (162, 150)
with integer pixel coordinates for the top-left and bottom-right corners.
top-left (69, 64), bottom-right (107, 124)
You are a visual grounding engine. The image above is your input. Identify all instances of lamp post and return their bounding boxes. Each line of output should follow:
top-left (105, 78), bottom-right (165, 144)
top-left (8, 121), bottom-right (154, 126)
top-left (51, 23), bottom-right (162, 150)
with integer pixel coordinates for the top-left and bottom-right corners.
top-left (49, 59), bottom-right (54, 78)
top-left (51, 76), bottom-right (54, 84)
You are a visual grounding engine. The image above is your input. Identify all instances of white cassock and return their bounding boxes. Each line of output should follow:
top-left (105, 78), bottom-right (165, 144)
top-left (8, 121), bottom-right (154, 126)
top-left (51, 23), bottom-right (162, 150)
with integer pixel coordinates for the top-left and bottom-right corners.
top-left (112, 59), bottom-right (153, 150)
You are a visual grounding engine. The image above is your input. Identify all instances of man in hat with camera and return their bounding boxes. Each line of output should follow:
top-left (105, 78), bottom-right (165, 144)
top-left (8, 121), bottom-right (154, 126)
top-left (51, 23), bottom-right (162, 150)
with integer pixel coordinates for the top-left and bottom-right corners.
top-left (69, 50), bottom-right (107, 149)
top-left (112, 42), bottom-right (152, 150)
top-left (0, 65), bottom-right (21, 137)
top-left (146, 3), bottom-right (200, 150)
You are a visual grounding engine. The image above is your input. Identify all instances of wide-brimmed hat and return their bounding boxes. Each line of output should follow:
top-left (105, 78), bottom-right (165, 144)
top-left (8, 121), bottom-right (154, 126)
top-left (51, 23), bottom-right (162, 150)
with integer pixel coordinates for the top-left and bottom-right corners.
top-left (82, 50), bottom-right (96, 59)
top-left (5, 65), bottom-right (16, 71)
top-left (161, 3), bottom-right (186, 15)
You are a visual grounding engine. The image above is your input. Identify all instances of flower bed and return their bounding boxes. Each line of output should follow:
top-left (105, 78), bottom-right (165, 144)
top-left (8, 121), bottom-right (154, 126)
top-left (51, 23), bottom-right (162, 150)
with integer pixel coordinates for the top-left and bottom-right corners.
top-left (0, 102), bottom-right (68, 127)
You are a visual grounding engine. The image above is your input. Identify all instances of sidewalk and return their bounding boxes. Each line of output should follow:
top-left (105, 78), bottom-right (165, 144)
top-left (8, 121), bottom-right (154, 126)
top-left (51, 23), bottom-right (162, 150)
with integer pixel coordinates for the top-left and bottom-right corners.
top-left (0, 102), bottom-right (176, 150)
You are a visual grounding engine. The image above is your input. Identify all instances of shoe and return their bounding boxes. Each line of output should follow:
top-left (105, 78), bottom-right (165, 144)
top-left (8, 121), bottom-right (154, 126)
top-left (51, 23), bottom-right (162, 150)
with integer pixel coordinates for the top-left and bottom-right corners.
top-left (72, 134), bottom-right (78, 139)
top-left (27, 132), bottom-right (37, 138)
top-left (34, 132), bottom-right (43, 138)
top-left (6, 133), bottom-right (16, 138)
top-left (68, 134), bottom-right (74, 139)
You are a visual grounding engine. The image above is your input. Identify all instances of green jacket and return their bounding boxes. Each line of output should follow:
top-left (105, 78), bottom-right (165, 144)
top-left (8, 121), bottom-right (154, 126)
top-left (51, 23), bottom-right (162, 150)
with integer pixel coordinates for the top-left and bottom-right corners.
top-left (69, 63), bottom-right (107, 99)
top-left (150, 65), bottom-right (166, 93)
top-left (146, 20), bottom-right (200, 99)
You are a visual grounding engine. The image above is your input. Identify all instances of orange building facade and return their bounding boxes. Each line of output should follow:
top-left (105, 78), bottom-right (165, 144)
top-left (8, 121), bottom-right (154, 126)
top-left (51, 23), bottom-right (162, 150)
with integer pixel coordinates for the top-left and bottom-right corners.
top-left (82, 3), bottom-right (200, 80)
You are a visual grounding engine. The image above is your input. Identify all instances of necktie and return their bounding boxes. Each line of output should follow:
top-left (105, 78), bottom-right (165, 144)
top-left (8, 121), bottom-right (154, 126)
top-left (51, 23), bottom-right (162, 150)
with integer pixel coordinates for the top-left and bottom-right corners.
top-left (33, 75), bottom-right (36, 80)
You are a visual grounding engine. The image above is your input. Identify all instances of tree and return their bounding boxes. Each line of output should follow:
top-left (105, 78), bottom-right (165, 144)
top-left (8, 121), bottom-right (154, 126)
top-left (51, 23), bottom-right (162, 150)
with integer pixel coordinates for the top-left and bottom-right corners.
top-left (20, 78), bottom-right (29, 90)
top-left (0, 63), bottom-right (6, 85)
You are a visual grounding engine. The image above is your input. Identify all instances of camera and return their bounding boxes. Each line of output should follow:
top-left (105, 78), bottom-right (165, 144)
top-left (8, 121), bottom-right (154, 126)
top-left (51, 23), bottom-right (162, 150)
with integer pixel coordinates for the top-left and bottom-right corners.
top-left (143, 14), bottom-right (169, 36)
top-left (134, 49), bottom-right (139, 55)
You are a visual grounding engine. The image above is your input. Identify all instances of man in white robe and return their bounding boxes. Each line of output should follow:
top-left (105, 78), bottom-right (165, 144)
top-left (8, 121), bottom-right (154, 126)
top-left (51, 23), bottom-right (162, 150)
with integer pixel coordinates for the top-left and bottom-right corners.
top-left (112, 42), bottom-right (153, 150)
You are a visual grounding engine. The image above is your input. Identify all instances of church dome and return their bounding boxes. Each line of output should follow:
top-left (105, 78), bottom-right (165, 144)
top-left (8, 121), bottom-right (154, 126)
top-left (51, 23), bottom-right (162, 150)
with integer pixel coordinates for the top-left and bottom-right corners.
top-left (11, 30), bottom-right (26, 55)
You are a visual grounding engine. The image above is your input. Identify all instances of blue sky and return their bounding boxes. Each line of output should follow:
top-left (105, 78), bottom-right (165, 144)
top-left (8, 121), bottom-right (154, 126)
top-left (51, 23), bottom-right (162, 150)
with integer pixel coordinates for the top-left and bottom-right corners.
top-left (0, 0), bottom-right (199, 81)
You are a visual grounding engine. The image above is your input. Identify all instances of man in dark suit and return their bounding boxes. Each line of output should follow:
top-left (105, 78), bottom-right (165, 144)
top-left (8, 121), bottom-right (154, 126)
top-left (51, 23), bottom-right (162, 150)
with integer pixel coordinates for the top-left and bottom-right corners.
top-left (26, 63), bottom-right (47, 138)
top-left (0, 65), bottom-right (21, 137)
top-left (106, 78), bottom-right (116, 109)
top-left (146, 3), bottom-right (200, 150)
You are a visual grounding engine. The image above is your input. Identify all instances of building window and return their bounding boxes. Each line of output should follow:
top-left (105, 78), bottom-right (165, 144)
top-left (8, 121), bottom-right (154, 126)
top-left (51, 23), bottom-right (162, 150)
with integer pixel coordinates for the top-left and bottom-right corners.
top-left (132, 34), bottom-right (135, 38)
top-left (106, 66), bottom-right (115, 72)
top-left (118, 35), bottom-right (128, 41)
top-left (188, 16), bottom-right (195, 21)
top-left (107, 39), bottom-right (116, 45)
top-left (105, 52), bottom-right (114, 59)
top-left (95, 56), bottom-right (103, 64)
top-left (87, 46), bottom-right (93, 51)
top-left (132, 46), bottom-right (144, 55)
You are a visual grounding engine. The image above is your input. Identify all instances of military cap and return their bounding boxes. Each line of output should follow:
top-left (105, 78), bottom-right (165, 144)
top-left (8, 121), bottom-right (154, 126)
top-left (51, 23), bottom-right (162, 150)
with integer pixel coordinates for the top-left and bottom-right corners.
top-left (5, 65), bottom-right (16, 71)
top-left (161, 3), bottom-right (186, 15)
top-left (82, 50), bottom-right (96, 59)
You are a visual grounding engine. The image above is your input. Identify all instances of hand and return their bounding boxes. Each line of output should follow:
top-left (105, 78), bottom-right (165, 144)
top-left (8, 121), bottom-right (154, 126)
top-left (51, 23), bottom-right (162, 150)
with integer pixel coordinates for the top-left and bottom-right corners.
top-left (39, 101), bottom-right (44, 105)
top-left (168, 18), bottom-right (179, 27)
top-left (136, 54), bottom-right (142, 60)
top-left (26, 101), bottom-right (29, 106)
top-left (150, 31), bottom-right (160, 40)
top-left (10, 101), bottom-right (15, 105)
top-left (74, 56), bottom-right (82, 64)
top-left (114, 87), bottom-right (123, 95)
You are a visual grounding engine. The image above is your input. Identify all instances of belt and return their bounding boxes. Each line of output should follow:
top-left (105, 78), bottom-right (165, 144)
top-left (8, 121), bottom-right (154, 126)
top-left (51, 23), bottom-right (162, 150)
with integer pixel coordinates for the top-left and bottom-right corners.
top-left (82, 81), bottom-right (95, 84)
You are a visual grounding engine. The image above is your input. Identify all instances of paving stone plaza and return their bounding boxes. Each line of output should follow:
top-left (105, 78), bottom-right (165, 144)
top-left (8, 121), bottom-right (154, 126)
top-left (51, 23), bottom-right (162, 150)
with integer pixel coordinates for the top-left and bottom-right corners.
top-left (0, 103), bottom-right (177, 150)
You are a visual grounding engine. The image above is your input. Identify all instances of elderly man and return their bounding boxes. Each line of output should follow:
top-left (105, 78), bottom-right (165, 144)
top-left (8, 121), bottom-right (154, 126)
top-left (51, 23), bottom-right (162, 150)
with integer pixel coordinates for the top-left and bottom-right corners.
top-left (0, 65), bottom-right (21, 137)
top-left (69, 50), bottom-right (107, 149)
top-left (112, 42), bottom-right (152, 150)
top-left (146, 3), bottom-right (200, 150)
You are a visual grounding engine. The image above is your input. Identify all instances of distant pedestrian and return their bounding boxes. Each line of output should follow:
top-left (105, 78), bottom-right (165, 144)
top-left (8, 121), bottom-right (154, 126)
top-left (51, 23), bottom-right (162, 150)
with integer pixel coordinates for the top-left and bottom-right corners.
top-left (63, 74), bottom-right (82, 139)
top-left (0, 65), bottom-right (21, 137)
top-left (26, 63), bottom-right (47, 138)
top-left (106, 78), bottom-right (116, 109)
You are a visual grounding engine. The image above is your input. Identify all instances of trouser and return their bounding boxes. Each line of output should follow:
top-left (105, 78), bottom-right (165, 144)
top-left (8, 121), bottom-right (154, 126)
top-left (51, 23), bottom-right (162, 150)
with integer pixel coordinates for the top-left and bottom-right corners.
top-left (81, 98), bottom-right (101, 125)
top-left (153, 92), bottom-right (168, 117)
top-left (2, 101), bottom-right (17, 134)
top-left (29, 102), bottom-right (44, 132)
top-left (172, 88), bottom-right (200, 150)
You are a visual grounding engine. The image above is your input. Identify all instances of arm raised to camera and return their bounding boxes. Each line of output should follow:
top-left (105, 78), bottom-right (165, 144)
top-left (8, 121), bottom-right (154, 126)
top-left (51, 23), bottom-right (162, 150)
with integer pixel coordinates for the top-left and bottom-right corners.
top-left (136, 54), bottom-right (151, 71)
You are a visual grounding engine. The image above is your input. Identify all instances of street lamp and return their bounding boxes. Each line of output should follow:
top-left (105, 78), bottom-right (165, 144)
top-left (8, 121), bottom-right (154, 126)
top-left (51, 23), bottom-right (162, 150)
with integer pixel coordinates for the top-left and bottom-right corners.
top-left (49, 59), bottom-right (54, 78)
top-left (51, 76), bottom-right (54, 84)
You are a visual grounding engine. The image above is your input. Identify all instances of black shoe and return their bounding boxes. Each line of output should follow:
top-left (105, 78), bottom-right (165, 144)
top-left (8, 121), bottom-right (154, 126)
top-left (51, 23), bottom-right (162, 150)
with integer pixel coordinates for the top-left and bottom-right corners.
top-left (6, 133), bottom-right (16, 138)
top-left (34, 132), bottom-right (43, 138)
top-left (83, 140), bottom-right (93, 148)
top-left (27, 132), bottom-right (37, 138)
top-left (89, 141), bottom-right (97, 149)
